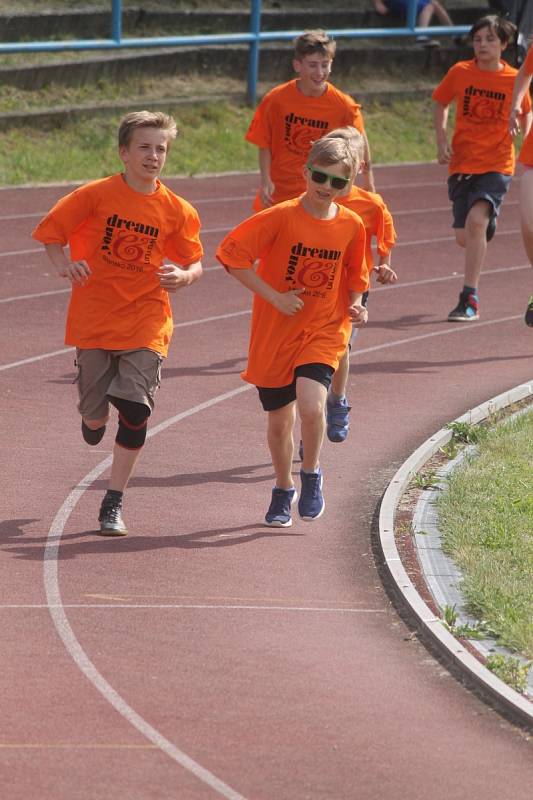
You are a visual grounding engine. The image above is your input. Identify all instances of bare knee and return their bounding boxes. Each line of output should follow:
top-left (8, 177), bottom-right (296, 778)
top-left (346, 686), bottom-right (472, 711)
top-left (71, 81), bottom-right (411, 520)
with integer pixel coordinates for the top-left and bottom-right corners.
top-left (299, 397), bottom-right (324, 424)
top-left (455, 229), bottom-right (466, 248)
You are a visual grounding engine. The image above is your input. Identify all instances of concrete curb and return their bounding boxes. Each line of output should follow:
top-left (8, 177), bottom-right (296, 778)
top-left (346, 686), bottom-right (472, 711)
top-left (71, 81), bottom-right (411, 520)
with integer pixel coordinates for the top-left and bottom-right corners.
top-left (378, 379), bottom-right (533, 728)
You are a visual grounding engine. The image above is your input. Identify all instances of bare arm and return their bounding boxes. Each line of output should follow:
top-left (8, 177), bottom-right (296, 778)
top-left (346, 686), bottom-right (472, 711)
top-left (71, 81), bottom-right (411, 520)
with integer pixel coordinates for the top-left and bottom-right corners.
top-left (158, 259), bottom-right (203, 293)
top-left (227, 266), bottom-right (304, 316)
top-left (433, 101), bottom-right (452, 164)
top-left (44, 242), bottom-right (91, 286)
top-left (510, 64), bottom-right (533, 136)
top-left (258, 148), bottom-right (275, 207)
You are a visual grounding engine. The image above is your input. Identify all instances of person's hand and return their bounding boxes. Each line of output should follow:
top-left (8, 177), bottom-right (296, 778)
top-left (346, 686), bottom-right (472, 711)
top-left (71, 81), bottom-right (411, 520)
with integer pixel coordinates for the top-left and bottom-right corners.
top-left (374, 263), bottom-right (397, 284)
top-left (509, 108), bottom-right (521, 137)
top-left (59, 260), bottom-right (91, 286)
top-left (272, 288), bottom-right (304, 315)
top-left (348, 303), bottom-right (368, 327)
top-left (437, 141), bottom-right (452, 164)
top-left (373, 0), bottom-right (389, 14)
top-left (157, 263), bottom-right (193, 292)
top-left (260, 178), bottom-right (275, 207)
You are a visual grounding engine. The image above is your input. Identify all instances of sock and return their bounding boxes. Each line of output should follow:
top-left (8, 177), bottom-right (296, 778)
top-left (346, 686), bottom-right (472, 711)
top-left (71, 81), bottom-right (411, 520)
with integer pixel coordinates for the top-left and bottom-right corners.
top-left (102, 489), bottom-right (123, 507)
top-left (462, 285), bottom-right (478, 298)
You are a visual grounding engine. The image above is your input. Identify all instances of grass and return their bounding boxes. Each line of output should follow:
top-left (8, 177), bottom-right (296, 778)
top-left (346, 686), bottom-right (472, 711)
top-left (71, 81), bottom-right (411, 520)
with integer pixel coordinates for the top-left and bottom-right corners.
top-left (437, 410), bottom-right (533, 660)
top-left (0, 93), bottom-right (438, 185)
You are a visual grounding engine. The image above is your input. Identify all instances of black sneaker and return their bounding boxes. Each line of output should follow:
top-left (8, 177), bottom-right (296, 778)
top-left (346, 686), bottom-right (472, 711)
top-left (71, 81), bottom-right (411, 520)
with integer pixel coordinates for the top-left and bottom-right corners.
top-left (82, 420), bottom-right (106, 445)
top-left (447, 292), bottom-right (479, 322)
top-left (526, 295), bottom-right (533, 327)
top-left (98, 501), bottom-right (128, 536)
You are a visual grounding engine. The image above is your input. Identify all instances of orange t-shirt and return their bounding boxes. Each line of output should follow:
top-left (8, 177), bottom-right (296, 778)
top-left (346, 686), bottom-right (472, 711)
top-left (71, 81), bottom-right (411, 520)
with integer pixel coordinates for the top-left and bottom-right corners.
top-left (518, 46), bottom-right (533, 166)
top-left (32, 174), bottom-right (203, 357)
top-left (337, 186), bottom-right (396, 270)
top-left (432, 59), bottom-right (531, 175)
top-left (216, 198), bottom-right (368, 388)
top-left (246, 80), bottom-right (365, 209)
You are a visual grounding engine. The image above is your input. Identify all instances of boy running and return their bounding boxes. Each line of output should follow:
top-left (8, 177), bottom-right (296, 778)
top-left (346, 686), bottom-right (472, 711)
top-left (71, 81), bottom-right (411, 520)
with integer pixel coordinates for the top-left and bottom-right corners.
top-left (509, 46), bottom-right (533, 326)
top-left (216, 136), bottom-right (368, 527)
top-left (245, 29), bottom-right (375, 212)
top-left (432, 15), bottom-right (531, 321)
top-left (33, 111), bottom-right (203, 536)
top-left (322, 127), bottom-right (397, 443)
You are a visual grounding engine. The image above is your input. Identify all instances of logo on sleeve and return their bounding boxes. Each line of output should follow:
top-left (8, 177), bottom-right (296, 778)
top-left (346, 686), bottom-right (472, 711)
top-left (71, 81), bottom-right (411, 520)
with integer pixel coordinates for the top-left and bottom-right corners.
top-left (101, 213), bottom-right (159, 271)
top-left (284, 241), bottom-right (341, 298)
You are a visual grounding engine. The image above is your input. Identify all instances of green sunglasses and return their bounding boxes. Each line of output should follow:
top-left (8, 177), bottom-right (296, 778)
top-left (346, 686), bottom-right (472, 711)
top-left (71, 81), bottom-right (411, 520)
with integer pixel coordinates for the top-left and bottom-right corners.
top-left (306, 164), bottom-right (350, 190)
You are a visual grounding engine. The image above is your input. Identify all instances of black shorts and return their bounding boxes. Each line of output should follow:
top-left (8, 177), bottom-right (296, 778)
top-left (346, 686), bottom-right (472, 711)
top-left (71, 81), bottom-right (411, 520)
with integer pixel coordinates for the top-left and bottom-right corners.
top-left (257, 363), bottom-right (334, 411)
top-left (447, 172), bottom-right (511, 229)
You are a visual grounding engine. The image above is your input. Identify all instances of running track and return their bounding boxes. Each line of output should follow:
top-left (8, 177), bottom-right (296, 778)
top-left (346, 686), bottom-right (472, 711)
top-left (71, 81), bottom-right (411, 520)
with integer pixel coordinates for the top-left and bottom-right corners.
top-left (1, 163), bottom-right (532, 800)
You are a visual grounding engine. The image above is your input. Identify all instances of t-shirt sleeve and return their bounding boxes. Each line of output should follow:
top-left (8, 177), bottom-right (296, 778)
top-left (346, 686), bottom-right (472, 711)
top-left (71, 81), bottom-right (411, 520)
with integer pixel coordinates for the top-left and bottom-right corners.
top-left (164, 201), bottom-right (204, 266)
top-left (345, 218), bottom-right (369, 293)
top-left (344, 97), bottom-right (365, 134)
top-left (32, 185), bottom-right (94, 245)
top-left (245, 95), bottom-right (272, 148)
top-left (376, 204), bottom-right (397, 257)
top-left (432, 67), bottom-right (458, 106)
top-left (216, 208), bottom-right (278, 269)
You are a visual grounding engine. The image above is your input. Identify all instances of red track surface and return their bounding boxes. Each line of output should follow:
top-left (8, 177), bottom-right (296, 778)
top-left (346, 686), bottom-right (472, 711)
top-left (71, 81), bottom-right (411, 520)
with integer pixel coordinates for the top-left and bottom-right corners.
top-left (1, 163), bottom-right (532, 799)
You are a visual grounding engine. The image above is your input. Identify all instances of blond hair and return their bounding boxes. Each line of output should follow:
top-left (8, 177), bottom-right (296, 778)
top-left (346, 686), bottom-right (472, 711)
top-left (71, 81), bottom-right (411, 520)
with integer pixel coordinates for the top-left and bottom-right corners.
top-left (307, 134), bottom-right (360, 177)
top-left (324, 126), bottom-right (365, 165)
top-left (118, 111), bottom-right (178, 149)
top-left (294, 29), bottom-right (336, 61)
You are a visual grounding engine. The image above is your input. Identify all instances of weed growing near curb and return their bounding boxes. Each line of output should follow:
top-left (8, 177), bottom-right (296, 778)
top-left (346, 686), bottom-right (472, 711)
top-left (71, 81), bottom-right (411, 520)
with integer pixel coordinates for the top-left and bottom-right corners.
top-left (486, 654), bottom-right (532, 694)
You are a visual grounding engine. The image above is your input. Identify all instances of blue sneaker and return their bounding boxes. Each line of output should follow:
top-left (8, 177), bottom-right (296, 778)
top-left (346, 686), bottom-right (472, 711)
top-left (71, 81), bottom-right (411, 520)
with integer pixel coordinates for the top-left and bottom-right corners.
top-left (326, 397), bottom-right (351, 443)
top-left (265, 487), bottom-right (297, 527)
top-left (298, 469), bottom-right (325, 521)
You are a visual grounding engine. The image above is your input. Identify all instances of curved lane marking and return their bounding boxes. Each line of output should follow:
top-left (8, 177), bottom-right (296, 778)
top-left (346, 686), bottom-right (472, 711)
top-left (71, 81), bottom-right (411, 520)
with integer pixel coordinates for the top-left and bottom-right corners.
top-left (42, 314), bottom-right (525, 796)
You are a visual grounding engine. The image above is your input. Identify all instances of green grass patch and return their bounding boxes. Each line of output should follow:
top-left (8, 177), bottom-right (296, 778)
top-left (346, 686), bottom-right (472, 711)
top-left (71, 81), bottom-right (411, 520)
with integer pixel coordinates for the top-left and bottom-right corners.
top-left (0, 95), bottom-right (440, 185)
top-left (437, 409), bottom-right (533, 660)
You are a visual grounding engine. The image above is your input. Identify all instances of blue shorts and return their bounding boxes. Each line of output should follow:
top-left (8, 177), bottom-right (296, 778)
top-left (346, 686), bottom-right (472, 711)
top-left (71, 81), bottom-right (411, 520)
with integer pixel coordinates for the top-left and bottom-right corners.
top-left (257, 363), bottom-right (334, 412)
top-left (447, 172), bottom-right (512, 230)
top-left (385, 0), bottom-right (431, 14)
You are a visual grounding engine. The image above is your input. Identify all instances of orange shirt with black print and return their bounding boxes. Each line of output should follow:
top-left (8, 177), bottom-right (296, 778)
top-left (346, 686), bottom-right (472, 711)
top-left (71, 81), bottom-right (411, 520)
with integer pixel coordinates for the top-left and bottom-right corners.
top-left (432, 59), bottom-right (531, 175)
top-left (216, 197), bottom-right (368, 388)
top-left (518, 46), bottom-right (533, 166)
top-left (245, 80), bottom-right (365, 210)
top-left (32, 175), bottom-right (203, 357)
top-left (337, 186), bottom-right (396, 270)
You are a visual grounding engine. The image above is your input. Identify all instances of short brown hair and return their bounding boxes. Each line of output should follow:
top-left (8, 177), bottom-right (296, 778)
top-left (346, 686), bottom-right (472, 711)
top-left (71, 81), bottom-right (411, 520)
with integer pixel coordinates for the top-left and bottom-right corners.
top-left (307, 135), bottom-right (359, 177)
top-left (469, 15), bottom-right (516, 45)
top-left (294, 29), bottom-right (336, 61)
top-left (118, 111), bottom-right (178, 149)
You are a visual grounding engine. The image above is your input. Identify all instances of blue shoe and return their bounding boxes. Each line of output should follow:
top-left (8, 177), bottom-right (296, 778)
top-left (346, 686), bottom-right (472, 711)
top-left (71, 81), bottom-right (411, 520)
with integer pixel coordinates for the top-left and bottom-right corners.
top-left (526, 295), bottom-right (533, 327)
top-left (326, 397), bottom-right (351, 443)
top-left (265, 487), bottom-right (297, 527)
top-left (298, 469), bottom-right (325, 521)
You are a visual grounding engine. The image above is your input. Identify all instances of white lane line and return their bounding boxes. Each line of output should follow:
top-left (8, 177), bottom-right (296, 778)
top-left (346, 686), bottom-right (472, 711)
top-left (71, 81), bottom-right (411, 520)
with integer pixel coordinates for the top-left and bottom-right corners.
top-left (394, 228), bottom-right (520, 248)
top-left (1, 603), bottom-right (385, 612)
top-left (0, 247), bottom-right (41, 258)
top-left (1, 264), bottom-right (528, 371)
top-left (44, 386), bottom-right (251, 800)
top-left (41, 315), bottom-right (523, 794)
top-left (0, 288), bottom-right (70, 304)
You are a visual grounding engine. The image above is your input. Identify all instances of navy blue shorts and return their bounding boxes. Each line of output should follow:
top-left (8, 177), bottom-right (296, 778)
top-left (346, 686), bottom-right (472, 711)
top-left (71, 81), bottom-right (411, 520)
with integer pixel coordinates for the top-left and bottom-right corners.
top-left (257, 363), bottom-right (334, 412)
top-left (385, 0), bottom-right (431, 13)
top-left (447, 172), bottom-right (511, 230)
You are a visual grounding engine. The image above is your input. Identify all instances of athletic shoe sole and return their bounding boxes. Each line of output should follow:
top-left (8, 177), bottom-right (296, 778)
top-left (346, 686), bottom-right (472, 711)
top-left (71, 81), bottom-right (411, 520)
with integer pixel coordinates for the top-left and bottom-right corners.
top-left (98, 525), bottom-right (128, 536)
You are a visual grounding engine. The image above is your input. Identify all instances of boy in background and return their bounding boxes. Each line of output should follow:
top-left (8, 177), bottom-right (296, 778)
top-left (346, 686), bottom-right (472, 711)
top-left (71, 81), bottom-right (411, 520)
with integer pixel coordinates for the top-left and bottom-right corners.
top-left (432, 15), bottom-right (531, 322)
top-left (33, 111), bottom-right (203, 536)
top-left (245, 29), bottom-right (375, 212)
top-left (217, 136), bottom-right (368, 527)
top-left (509, 44), bottom-right (533, 326)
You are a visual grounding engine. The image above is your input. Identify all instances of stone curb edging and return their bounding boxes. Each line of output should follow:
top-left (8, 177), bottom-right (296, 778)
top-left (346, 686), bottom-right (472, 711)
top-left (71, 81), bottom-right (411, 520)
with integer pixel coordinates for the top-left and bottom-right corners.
top-left (378, 379), bottom-right (533, 728)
